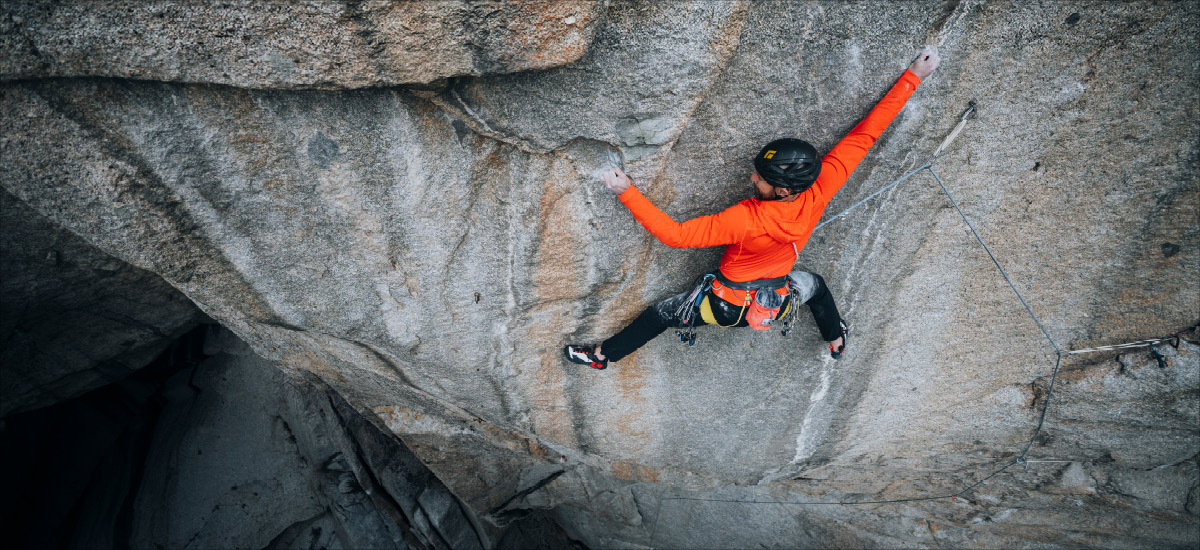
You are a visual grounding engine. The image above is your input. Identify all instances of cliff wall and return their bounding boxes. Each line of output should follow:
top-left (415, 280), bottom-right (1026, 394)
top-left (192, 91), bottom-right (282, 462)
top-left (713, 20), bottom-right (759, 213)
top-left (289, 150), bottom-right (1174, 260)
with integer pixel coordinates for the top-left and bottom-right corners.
top-left (2, 1), bottom-right (1197, 547)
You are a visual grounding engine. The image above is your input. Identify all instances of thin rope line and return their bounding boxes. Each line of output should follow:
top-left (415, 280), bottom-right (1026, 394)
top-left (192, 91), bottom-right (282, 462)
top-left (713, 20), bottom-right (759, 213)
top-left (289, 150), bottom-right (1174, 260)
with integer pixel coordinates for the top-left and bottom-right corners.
top-left (927, 166), bottom-right (1061, 354)
top-left (813, 165), bottom-right (930, 231)
top-left (1018, 353), bottom-right (1063, 459)
top-left (813, 104), bottom-right (975, 233)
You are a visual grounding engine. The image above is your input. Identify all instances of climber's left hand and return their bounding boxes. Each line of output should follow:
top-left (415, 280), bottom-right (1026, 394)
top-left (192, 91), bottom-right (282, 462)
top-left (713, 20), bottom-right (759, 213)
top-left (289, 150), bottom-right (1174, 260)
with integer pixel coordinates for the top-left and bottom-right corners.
top-left (908, 46), bottom-right (940, 79)
top-left (601, 167), bottom-right (632, 194)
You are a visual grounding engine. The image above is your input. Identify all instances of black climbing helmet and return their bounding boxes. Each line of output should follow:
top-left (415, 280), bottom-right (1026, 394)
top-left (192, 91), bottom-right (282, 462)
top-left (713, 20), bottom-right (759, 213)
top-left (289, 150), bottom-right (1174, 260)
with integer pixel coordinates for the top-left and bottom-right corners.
top-left (754, 138), bottom-right (821, 190)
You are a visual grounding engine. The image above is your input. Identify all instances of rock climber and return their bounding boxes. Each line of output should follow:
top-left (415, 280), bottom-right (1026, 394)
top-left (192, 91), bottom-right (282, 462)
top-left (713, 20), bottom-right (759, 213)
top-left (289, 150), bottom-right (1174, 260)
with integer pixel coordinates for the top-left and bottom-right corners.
top-left (565, 47), bottom-right (941, 370)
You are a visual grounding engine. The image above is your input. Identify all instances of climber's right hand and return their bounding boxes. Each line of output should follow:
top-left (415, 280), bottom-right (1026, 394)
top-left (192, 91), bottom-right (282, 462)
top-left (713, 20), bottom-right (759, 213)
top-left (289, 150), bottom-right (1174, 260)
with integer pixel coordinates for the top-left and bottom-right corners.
top-left (601, 167), bottom-right (632, 194)
top-left (908, 46), bottom-right (940, 79)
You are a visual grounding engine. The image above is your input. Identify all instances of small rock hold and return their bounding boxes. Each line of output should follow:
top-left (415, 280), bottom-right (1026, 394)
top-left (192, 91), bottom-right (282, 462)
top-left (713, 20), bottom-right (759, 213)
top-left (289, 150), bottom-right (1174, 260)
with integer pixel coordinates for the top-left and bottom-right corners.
top-left (1065, 13), bottom-right (1081, 25)
top-left (564, 16), bottom-right (577, 25)
top-left (1161, 242), bottom-right (1180, 258)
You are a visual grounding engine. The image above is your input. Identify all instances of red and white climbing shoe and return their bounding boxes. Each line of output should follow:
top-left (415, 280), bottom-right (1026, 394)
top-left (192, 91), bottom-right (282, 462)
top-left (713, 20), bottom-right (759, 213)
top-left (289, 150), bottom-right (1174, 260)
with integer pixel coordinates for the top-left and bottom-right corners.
top-left (830, 321), bottom-right (849, 360)
top-left (563, 344), bottom-right (608, 370)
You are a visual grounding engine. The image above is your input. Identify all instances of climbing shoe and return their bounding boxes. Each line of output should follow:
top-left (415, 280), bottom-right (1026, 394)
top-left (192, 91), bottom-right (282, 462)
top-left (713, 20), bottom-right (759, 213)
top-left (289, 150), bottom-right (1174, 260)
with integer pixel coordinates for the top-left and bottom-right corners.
top-left (829, 321), bottom-right (849, 360)
top-left (563, 344), bottom-right (608, 370)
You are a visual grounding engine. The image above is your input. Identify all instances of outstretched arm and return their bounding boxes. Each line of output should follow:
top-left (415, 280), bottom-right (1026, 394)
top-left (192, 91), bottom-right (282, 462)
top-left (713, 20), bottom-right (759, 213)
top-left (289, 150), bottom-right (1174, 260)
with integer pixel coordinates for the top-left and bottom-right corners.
top-left (601, 167), bottom-right (748, 249)
top-left (810, 47), bottom-right (941, 203)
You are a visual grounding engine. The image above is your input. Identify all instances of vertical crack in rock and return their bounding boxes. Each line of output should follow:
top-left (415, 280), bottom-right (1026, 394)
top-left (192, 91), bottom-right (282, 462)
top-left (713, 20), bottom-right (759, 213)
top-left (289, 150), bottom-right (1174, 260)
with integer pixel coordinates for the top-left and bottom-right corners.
top-left (926, 0), bottom-right (973, 47)
top-left (486, 468), bottom-right (565, 519)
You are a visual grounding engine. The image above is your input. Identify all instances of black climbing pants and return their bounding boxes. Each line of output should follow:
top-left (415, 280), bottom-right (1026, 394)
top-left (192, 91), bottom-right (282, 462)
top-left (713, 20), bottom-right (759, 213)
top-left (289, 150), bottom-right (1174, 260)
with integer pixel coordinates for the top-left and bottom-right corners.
top-left (601, 271), bottom-right (843, 362)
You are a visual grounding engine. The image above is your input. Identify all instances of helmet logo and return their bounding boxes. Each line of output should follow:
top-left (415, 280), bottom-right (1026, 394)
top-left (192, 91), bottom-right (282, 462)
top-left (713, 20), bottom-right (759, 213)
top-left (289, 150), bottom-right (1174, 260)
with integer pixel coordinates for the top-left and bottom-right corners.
top-left (763, 150), bottom-right (776, 159)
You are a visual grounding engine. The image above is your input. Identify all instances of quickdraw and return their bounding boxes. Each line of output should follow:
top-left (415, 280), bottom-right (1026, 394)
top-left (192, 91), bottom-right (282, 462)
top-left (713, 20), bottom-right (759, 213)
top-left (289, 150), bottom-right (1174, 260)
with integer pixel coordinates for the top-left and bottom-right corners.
top-left (777, 283), bottom-right (803, 337)
top-left (674, 274), bottom-right (715, 346)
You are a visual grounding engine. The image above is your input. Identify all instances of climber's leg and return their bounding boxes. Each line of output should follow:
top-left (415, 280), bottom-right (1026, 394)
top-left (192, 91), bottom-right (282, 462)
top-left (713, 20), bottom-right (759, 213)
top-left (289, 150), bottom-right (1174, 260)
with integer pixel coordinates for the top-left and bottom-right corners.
top-left (788, 271), bottom-right (845, 342)
top-left (594, 290), bottom-right (694, 363)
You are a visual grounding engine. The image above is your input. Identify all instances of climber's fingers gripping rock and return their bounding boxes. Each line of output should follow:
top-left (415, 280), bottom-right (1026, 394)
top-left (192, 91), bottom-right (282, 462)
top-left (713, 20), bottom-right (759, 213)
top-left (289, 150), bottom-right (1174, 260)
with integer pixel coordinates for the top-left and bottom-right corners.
top-left (601, 167), bottom-right (632, 194)
top-left (908, 46), bottom-right (941, 79)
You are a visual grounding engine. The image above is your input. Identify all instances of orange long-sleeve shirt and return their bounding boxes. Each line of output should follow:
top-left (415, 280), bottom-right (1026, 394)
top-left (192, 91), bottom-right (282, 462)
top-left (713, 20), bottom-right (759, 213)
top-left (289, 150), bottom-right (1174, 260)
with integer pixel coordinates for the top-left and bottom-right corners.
top-left (618, 70), bottom-right (922, 283)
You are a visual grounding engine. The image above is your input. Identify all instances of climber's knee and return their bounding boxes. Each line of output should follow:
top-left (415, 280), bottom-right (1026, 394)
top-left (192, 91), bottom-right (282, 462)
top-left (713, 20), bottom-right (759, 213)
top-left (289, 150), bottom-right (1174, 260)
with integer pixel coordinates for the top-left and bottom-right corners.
top-left (788, 271), bottom-right (821, 304)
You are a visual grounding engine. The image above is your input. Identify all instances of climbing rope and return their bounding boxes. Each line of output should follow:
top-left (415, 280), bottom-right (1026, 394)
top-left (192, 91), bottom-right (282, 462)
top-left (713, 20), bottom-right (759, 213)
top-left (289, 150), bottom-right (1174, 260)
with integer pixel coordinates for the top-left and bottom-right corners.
top-left (646, 103), bottom-right (1196, 546)
top-left (812, 165), bottom-right (929, 231)
top-left (812, 103), bottom-right (976, 232)
top-left (927, 166), bottom-right (1061, 353)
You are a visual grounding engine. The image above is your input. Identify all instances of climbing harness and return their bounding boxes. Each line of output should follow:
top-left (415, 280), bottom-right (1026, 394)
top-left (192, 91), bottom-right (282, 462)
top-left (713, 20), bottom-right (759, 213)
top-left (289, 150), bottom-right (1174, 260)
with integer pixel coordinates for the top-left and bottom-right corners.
top-left (674, 272), bottom-right (795, 344)
top-left (713, 273), bottom-right (789, 331)
top-left (711, 272), bottom-right (789, 305)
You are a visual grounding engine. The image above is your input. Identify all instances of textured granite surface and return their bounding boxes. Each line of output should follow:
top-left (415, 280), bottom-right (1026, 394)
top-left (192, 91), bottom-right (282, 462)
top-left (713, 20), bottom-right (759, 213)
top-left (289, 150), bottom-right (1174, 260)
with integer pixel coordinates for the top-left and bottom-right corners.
top-left (2, 1), bottom-right (1196, 547)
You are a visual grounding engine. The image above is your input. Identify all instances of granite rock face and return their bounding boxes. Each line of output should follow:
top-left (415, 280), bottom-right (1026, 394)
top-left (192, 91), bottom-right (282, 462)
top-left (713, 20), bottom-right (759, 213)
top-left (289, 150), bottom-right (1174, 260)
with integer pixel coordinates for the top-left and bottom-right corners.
top-left (2, 0), bottom-right (1198, 547)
